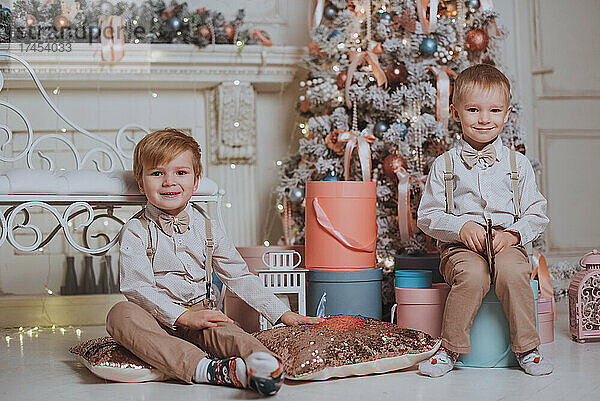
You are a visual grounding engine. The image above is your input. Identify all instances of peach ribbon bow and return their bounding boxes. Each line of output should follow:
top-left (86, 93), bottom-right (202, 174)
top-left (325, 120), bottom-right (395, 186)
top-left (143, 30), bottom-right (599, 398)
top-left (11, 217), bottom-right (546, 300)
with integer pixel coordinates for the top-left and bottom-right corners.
top-left (344, 42), bottom-right (387, 108)
top-left (337, 128), bottom-right (376, 181)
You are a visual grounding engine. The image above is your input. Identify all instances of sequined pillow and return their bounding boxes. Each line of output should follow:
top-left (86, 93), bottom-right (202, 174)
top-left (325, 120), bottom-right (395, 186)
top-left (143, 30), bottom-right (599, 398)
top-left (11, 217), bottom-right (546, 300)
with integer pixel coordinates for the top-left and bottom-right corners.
top-left (254, 315), bottom-right (440, 380)
top-left (70, 337), bottom-right (170, 383)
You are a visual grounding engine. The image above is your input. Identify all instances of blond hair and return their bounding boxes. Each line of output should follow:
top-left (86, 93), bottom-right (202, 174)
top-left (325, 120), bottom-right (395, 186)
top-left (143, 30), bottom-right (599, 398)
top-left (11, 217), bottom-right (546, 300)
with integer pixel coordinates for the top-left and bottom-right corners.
top-left (452, 64), bottom-right (511, 107)
top-left (133, 128), bottom-right (202, 182)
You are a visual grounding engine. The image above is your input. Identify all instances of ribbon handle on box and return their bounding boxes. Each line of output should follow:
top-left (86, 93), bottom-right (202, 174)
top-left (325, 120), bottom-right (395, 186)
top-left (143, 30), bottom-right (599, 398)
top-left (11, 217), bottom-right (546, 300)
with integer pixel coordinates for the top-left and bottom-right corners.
top-left (313, 198), bottom-right (376, 252)
top-left (530, 249), bottom-right (556, 320)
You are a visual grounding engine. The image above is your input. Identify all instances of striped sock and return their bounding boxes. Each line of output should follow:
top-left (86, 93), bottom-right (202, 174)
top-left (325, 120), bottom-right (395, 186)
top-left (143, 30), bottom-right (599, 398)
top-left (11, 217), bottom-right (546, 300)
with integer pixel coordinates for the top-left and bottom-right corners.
top-left (194, 356), bottom-right (247, 388)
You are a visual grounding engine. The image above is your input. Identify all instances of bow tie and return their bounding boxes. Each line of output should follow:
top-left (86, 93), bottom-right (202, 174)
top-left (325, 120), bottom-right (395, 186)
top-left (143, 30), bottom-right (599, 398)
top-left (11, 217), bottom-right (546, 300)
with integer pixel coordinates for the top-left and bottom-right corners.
top-left (461, 143), bottom-right (497, 168)
top-left (158, 211), bottom-right (190, 236)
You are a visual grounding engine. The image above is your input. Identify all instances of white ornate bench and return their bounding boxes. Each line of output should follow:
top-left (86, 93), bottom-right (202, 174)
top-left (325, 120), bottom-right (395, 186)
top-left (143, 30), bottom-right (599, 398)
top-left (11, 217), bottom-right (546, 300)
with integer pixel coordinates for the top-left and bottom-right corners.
top-left (0, 53), bottom-right (224, 255)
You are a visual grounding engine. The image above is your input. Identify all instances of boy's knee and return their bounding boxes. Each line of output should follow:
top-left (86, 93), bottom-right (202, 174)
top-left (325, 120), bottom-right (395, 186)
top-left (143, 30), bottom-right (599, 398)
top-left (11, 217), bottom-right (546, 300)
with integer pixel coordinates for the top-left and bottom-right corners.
top-left (495, 247), bottom-right (531, 287)
top-left (452, 260), bottom-right (490, 289)
top-left (495, 263), bottom-right (531, 288)
top-left (106, 301), bottom-right (137, 331)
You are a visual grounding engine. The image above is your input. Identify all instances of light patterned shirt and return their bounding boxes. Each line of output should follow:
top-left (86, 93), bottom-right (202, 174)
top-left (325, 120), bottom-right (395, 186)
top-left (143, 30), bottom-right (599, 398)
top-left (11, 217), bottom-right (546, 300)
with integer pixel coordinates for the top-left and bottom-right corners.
top-left (119, 202), bottom-right (289, 328)
top-left (417, 136), bottom-right (549, 245)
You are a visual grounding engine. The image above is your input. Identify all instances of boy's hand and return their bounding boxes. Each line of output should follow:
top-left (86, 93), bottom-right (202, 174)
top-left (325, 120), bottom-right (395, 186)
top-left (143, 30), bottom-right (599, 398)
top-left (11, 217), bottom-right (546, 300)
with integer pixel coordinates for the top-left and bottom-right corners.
top-left (492, 230), bottom-right (520, 254)
top-left (175, 309), bottom-right (234, 330)
top-left (459, 221), bottom-right (487, 254)
top-left (279, 311), bottom-right (324, 326)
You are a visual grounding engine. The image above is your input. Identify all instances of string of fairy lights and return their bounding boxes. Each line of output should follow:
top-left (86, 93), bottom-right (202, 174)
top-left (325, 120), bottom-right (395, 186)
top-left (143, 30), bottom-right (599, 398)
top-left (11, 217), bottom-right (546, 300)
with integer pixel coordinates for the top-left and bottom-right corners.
top-left (3, 325), bottom-right (85, 347)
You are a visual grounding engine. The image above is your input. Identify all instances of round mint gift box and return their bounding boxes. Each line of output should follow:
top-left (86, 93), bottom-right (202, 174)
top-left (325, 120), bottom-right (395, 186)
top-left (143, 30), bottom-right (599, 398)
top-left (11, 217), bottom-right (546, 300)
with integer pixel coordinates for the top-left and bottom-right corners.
top-left (307, 269), bottom-right (382, 319)
top-left (458, 280), bottom-right (539, 368)
top-left (395, 270), bottom-right (433, 289)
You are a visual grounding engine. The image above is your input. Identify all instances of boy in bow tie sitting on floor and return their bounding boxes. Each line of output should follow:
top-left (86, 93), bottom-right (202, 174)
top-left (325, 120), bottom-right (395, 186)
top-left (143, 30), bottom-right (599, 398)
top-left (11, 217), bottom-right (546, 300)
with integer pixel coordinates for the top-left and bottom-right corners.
top-left (106, 129), bottom-right (322, 395)
top-left (416, 64), bottom-right (552, 377)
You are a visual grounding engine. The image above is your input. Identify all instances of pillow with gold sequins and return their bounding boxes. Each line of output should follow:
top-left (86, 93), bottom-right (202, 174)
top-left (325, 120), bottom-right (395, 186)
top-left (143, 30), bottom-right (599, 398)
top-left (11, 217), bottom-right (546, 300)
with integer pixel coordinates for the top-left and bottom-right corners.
top-left (70, 337), bottom-right (170, 383)
top-left (254, 315), bottom-right (440, 380)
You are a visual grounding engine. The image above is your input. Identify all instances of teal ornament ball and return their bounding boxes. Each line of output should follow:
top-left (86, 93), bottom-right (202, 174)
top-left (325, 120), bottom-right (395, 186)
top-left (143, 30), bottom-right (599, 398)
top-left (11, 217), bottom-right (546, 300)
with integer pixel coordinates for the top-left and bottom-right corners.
top-left (324, 6), bottom-right (336, 20)
top-left (380, 12), bottom-right (392, 24)
top-left (419, 37), bottom-right (438, 56)
top-left (467, 0), bottom-right (481, 10)
top-left (323, 171), bottom-right (339, 181)
top-left (289, 187), bottom-right (305, 204)
top-left (397, 123), bottom-right (408, 138)
top-left (168, 17), bottom-right (182, 31)
top-left (1, 7), bottom-right (11, 17)
top-left (328, 29), bottom-right (341, 39)
top-left (374, 122), bottom-right (389, 134)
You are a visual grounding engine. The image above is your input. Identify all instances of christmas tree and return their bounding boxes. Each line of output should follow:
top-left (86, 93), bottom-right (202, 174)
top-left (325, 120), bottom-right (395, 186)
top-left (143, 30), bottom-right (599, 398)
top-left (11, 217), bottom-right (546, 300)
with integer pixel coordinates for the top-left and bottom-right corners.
top-left (275, 0), bottom-right (531, 303)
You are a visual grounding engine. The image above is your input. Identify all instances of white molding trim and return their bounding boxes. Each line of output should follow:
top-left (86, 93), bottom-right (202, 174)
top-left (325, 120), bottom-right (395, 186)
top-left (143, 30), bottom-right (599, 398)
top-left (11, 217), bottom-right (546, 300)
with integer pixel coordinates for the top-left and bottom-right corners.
top-left (539, 128), bottom-right (600, 257)
top-left (0, 43), bottom-right (306, 91)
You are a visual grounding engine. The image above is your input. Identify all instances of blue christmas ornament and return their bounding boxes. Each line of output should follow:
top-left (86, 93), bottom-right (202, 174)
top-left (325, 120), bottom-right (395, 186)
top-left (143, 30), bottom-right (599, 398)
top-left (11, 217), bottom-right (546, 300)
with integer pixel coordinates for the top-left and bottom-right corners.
top-left (1, 7), bottom-right (11, 17)
top-left (380, 12), bottom-right (392, 24)
top-left (374, 121), bottom-right (389, 134)
top-left (419, 37), bottom-right (438, 56)
top-left (328, 29), bottom-right (341, 39)
top-left (324, 6), bottom-right (336, 20)
top-left (467, 0), bottom-right (481, 10)
top-left (397, 123), bottom-right (408, 139)
top-left (168, 17), bottom-right (182, 32)
top-left (323, 171), bottom-right (339, 181)
top-left (288, 187), bottom-right (305, 204)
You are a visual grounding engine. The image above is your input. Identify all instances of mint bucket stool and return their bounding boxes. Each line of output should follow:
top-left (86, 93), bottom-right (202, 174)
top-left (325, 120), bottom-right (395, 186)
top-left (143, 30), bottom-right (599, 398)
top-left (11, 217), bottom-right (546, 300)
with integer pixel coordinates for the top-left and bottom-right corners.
top-left (458, 280), bottom-right (538, 368)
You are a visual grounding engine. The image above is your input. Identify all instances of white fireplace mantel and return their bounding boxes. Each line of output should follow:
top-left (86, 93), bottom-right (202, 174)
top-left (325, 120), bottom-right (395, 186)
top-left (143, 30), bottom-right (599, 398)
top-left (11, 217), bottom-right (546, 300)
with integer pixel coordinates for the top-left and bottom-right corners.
top-left (0, 43), bottom-right (306, 91)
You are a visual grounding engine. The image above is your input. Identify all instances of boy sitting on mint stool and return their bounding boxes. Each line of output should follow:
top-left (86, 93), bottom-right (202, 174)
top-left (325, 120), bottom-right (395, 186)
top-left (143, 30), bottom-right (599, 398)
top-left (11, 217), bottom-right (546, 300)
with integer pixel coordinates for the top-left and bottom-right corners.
top-left (416, 64), bottom-right (552, 377)
top-left (106, 129), bottom-right (322, 395)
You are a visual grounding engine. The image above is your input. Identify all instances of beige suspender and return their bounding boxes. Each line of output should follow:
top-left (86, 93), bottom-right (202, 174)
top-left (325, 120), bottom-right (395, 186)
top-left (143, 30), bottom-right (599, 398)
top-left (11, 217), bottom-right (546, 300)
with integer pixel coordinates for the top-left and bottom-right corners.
top-left (132, 209), bottom-right (156, 265)
top-left (443, 148), bottom-right (520, 219)
top-left (195, 205), bottom-right (215, 308)
top-left (134, 205), bottom-right (216, 309)
top-left (509, 148), bottom-right (520, 219)
top-left (443, 151), bottom-right (454, 214)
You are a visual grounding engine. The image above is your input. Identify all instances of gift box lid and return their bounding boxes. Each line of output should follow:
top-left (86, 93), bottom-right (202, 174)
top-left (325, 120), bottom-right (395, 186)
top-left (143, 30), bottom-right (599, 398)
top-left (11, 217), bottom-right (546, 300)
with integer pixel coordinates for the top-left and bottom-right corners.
top-left (394, 283), bottom-right (450, 304)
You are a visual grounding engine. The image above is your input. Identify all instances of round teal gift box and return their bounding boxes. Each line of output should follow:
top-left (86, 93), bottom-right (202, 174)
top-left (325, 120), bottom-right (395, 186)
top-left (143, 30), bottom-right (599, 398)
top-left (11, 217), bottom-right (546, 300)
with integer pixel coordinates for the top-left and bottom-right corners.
top-left (457, 280), bottom-right (539, 368)
top-left (307, 269), bottom-right (382, 319)
top-left (395, 270), bottom-right (433, 289)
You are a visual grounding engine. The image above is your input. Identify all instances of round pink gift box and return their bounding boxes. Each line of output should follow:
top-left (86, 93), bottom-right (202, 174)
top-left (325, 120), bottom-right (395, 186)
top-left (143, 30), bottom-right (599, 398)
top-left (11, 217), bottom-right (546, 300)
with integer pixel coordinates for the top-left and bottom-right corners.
top-left (394, 283), bottom-right (450, 338)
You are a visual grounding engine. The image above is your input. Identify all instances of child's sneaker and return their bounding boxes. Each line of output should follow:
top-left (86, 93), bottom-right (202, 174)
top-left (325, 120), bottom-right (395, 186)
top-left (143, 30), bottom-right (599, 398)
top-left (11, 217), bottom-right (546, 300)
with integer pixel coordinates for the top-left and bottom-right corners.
top-left (246, 352), bottom-right (284, 396)
top-left (516, 348), bottom-right (553, 376)
top-left (418, 347), bottom-right (458, 377)
top-left (205, 357), bottom-right (247, 388)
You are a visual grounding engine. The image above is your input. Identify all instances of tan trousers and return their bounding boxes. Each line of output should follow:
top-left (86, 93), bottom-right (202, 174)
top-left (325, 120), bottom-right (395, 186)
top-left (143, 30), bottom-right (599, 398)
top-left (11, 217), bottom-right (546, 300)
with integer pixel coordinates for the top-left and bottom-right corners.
top-left (439, 243), bottom-right (540, 354)
top-left (106, 301), bottom-right (279, 383)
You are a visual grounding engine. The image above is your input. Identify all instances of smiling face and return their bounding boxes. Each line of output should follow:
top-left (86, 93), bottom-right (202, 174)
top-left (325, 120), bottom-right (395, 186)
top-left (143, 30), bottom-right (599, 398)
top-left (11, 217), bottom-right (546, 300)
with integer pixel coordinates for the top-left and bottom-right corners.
top-left (137, 150), bottom-right (199, 215)
top-left (451, 84), bottom-right (511, 150)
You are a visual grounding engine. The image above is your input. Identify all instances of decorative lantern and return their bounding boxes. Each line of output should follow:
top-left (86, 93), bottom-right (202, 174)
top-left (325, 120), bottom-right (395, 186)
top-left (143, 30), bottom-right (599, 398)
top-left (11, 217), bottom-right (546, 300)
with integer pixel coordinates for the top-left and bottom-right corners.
top-left (568, 249), bottom-right (600, 343)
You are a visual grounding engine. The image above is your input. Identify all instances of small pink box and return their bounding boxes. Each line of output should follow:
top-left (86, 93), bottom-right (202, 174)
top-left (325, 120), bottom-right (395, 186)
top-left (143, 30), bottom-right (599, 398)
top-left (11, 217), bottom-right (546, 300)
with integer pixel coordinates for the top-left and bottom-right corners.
top-left (538, 312), bottom-right (555, 344)
top-left (393, 283), bottom-right (450, 338)
top-left (538, 297), bottom-right (553, 314)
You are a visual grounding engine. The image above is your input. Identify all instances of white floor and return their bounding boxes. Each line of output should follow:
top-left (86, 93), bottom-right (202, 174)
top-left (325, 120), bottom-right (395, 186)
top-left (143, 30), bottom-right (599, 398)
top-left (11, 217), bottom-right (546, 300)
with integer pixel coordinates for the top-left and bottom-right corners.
top-left (1, 301), bottom-right (598, 401)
